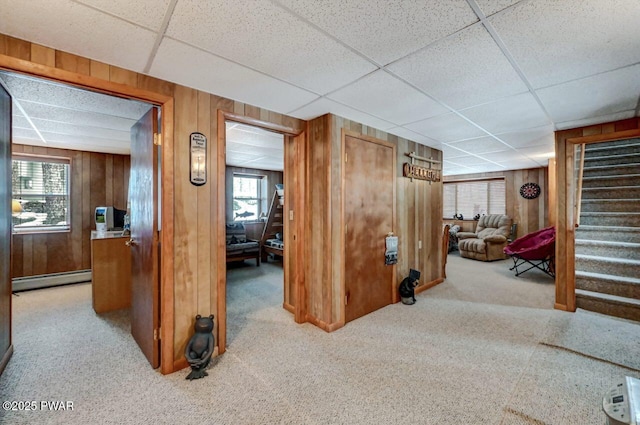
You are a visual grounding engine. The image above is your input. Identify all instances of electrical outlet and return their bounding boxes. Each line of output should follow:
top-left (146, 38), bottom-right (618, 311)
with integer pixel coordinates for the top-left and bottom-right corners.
top-left (418, 240), bottom-right (422, 249)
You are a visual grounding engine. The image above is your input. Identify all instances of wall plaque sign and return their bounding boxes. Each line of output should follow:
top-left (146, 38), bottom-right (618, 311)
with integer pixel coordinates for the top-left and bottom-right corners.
top-left (403, 163), bottom-right (441, 182)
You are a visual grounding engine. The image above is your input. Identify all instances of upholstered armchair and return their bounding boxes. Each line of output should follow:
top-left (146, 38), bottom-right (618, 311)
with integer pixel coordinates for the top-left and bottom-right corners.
top-left (457, 214), bottom-right (513, 261)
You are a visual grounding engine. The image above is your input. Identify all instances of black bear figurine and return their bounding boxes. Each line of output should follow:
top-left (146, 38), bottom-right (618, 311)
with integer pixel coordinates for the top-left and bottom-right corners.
top-left (399, 269), bottom-right (421, 305)
top-left (185, 314), bottom-right (215, 380)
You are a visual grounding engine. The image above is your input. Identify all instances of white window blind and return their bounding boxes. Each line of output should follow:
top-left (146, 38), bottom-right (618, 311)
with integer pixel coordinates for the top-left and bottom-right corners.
top-left (443, 178), bottom-right (506, 219)
top-left (12, 156), bottom-right (71, 232)
top-left (232, 174), bottom-right (266, 221)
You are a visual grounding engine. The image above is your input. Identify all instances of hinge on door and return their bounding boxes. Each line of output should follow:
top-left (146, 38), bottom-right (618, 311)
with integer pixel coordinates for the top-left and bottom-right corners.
top-left (154, 328), bottom-right (161, 341)
top-left (153, 133), bottom-right (162, 146)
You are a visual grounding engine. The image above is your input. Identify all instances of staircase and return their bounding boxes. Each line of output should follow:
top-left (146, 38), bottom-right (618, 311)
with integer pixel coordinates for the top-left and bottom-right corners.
top-left (575, 138), bottom-right (640, 321)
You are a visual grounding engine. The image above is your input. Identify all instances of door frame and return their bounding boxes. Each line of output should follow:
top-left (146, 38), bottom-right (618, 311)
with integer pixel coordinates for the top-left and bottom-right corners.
top-left (217, 110), bottom-right (307, 354)
top-left (0, 55), bottom-right (176, 374)
top-left (340, 129), bottom-right (397, 326)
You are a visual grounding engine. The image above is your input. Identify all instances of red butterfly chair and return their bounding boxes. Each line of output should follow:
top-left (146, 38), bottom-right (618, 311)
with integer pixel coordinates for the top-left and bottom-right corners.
top-left (504, 226), bottom-right (556, 277)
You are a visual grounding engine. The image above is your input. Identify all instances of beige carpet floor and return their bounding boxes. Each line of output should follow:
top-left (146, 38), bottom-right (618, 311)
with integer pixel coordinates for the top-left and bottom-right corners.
top-left (1, 254), bottom-right (638, 424)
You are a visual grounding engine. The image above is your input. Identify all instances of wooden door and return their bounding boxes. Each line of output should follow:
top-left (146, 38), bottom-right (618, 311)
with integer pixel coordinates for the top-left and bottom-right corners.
top-left (0, 83), bottom-right (12, 374)
top-left (129, 107), bottom-right (160, 368)
top-left (344, 133), bottom-right (395, 323)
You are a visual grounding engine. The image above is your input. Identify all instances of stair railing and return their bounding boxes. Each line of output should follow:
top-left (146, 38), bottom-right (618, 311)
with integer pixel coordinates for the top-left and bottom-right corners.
top-left (574, 143), bottom-right (586, 227)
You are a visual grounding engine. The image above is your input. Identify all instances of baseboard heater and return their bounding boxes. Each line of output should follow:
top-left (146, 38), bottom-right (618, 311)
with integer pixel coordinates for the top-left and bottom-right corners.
top-left (12, 270), bottom-right (92, 292)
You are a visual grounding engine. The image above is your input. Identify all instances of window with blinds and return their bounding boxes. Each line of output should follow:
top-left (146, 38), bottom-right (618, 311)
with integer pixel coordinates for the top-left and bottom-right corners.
top-left (12, 156), bottom-right (71, 232)
top-left (443, 178), bottom-right (506, 219)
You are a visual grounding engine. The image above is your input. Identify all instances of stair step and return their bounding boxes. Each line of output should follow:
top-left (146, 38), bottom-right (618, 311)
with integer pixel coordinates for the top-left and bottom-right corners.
top-left (582, 162), bottom-right (640, 178)
top-left (581, 185), bottom-right (640, 199)
top-left (579, 212), bottom-right (640, 227)
top-left (584, 152), bottom-right (640, 166)
top-left (581, 199), bottom-right (639, 213)
top-left (576, 289), bottom-right (640, 322)
top-left (576, 254), bottom-right (640, 280)
top-left (581, 173), bottom-right (640, 188)
top-left (576, 225), bottom-right (640, 243)
top-left (586, 137), bottom-right (640, 149)
top-left (576, 239), bottom-right (640, 260)
top-left (584, 141), bottom-right (640, 158)
top-left (576, 270), bottom-right (640, 298)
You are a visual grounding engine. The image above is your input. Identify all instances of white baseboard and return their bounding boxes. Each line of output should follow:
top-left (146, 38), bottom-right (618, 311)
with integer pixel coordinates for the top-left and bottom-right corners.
top-left (12, 270), bottom-right (92, 292)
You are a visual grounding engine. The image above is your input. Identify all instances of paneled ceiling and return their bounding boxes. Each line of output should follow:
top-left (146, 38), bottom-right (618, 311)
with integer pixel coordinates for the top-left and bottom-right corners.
top-left (1, 0), bottom-right (639, 175)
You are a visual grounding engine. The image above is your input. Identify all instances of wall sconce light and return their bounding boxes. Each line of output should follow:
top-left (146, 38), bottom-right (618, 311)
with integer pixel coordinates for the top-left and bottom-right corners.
top-left (190, 132), bottom-right (207, 186)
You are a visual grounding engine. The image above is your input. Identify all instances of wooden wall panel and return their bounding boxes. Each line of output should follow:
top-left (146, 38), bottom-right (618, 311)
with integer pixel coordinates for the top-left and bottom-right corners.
top-left (443, 167), bottom-right (549, 239)
top-left (224, 166), bottom-right (283, 223)
top-left (11, 145), bottom-right (130, 278)
top-left (306, 114), bottom-right (443, 330)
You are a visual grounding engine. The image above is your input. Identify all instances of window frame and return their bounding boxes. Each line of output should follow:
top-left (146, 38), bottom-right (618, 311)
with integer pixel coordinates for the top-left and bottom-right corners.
top-left (11, 154), bottom-right (72, 234)
top-left (232, 173), bottom-right (266, 222)
top-left (443, 177), bottom-right (506, 219)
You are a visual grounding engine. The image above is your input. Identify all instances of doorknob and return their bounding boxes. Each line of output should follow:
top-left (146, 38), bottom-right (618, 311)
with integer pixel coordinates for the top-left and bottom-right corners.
top-left (125, 238), bottom-right (137, 247)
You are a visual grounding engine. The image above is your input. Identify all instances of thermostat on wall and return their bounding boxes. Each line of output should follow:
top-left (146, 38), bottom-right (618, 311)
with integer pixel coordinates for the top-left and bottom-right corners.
top-left (603, 376), bottom-right (640, 425)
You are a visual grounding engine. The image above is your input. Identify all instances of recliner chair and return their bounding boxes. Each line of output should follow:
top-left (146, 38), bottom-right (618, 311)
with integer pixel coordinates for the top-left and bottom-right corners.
top-left (457, 214), bottom-right (512, 261)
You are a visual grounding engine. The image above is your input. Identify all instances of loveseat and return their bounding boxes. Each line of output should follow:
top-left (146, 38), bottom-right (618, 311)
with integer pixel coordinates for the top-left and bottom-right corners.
top-left (457, 214), bottom-right (512, 262)
top-left (226, 223), bottom-right (260, 266)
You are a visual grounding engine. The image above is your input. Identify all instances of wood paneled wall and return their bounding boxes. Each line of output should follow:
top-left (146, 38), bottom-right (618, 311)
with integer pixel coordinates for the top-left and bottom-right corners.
top-left (306, 114), bottom-right (443, 330)
top-left (444, 167), bottom-right (549, 239)
top-left (554, 117), bottom-right (640, 312)
top-left (224, 166), bottom-right (283, 223)
top-left (11, 145), bottom-right (130, 277)
top-left (0, 33), bottom-right (305, 373)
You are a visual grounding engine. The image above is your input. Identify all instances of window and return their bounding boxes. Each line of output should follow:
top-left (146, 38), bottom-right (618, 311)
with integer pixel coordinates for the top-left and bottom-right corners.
top-left (12, 156), bottom-right (71, 232)
top-left (232, 174), bottom-right (266, 221)
top-left (443, 178), bottom-right (505, 219)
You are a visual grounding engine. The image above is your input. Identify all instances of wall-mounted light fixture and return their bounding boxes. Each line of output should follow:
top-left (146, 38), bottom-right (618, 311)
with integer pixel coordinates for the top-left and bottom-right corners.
top-left (190, 132), bottom-right (207, 186)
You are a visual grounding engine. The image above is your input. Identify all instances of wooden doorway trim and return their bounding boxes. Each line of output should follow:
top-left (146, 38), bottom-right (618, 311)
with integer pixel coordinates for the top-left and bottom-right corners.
top-left (340, 129), bottom-right (397, 325)
top-left (0, 54), bottom-right (176, 375)
top-left (554, 127), bottom-right (640, 313)
top-left (216, 111), bottom-right (306, 354)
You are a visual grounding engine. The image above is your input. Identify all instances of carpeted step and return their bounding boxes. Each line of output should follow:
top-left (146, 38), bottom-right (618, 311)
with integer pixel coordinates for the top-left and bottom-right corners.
top-left (583, 152), bottom-right (640, 166)
top-left (576, 270), bottom-right (640, 298)
top-left (582, 162), bottom-right (640, 177)
top-left (575, 254), bottom-right (640, 280)
top-left (581, 186), bottom-right (640, 199)
top-left (575, 289), bottom-right (640, 322)
top-left (581, 173), bottom-right (640, 188)
top-left (584, 141), bottom-right (640, 158)
top-left (576, 225), bottom-right (640, 243)
top-left (575, 239), bottom-right (640, 260)
top-left (579, 212), bottom-right (640, 227)
top-left (580, 199), bottom-right (639, 213)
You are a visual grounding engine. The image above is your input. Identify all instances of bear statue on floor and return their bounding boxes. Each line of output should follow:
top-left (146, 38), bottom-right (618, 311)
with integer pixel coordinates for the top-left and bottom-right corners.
top-left (185, 314), bottom-right (215, 380)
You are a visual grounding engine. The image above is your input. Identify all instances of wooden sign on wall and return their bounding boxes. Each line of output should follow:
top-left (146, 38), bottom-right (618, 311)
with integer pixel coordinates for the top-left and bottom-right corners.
top-left (403, 163), bottom-right (441, 182)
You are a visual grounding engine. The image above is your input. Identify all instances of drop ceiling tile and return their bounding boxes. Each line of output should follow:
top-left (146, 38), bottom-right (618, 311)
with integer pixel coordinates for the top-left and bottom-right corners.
top-left (0, 0), bottom-right (157, 72)
top-left (440, 145), bottom-right (470, 159)
top-left (387, 24), bottom-right (528, 109)
top-left (26, 118), bottom-right (130, 142)
top-left (444, 155), bottom-right (495, 167)
top-left (461, 92), bottom-right (551, 135)
top-left (496, 158), bottom-right (541, 170)
top-left (405, 113), bottom-right (487, 143)
top-left (517, 145), bottom-right (557, 161)
top-left (447, 136), bottom-right (510, 155)
top-left (288, 98), bottom-right (395, 131)
top-left (473, 150), bottom-right (527, 163)
top-left (489, 0), bottom-right (640, 88)
top-left (469, 163), bottom-right (507, 173)
top-left (18, 101), bottom-right (138, 131)
top-left (227, 143), bottom-right (283, 158)
top-left (536, 64), bottom-right (640, 123)
top-left (443, 163), bottom-right (478, 176)
top-left (75, 0), bottom-right (171, 31)
top-left (475, 0), bottom-right (522, 17)
top-left (555, 110), bottom-right (637, 131)
top-left (327, 70), bottom-right (448, 125)
top-left (166, 0), bottom-right (376, 94)
top-left (39, 131), bottom-right (130, 152)
top-left (276, 0), bottom-right (478, 65)
top-left (150, 38), bottom-right (318, 115)
top-left (493, 125), bottom-right (555, 149)
top-left (385, 127), bottom-right (441, 147)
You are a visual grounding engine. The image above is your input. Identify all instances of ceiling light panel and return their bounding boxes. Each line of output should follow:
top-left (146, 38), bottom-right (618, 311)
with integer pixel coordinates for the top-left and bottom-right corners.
top-left (150, 38), bottom-right (318, 114)
top-left (489, 0), bottom-right (640, 88)
top-left (387, 24), bottom-right (528, 110)
top-left (460, 92), bottom-right (551, 135)
top-left (75, 0), bottom-right (172, 31)
top-left (0, 0), bottom-right (157, 72)
top-left (276, 0), bottom-right (478, 66)
top-left (288, 98), bottom-right (395, 131)
top-left (166, 0), bottom-right (376, 94)
top-left (328, 70), bottom-right (448, 125)
top-left (405, 113), bottom-right (487, 143)
top-left (536, 64), bottom-right (640, 123)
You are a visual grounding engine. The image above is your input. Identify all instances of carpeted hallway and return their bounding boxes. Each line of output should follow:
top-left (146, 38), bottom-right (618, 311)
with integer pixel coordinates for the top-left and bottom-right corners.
top-left (1, 255), bottom-right (638, 424)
